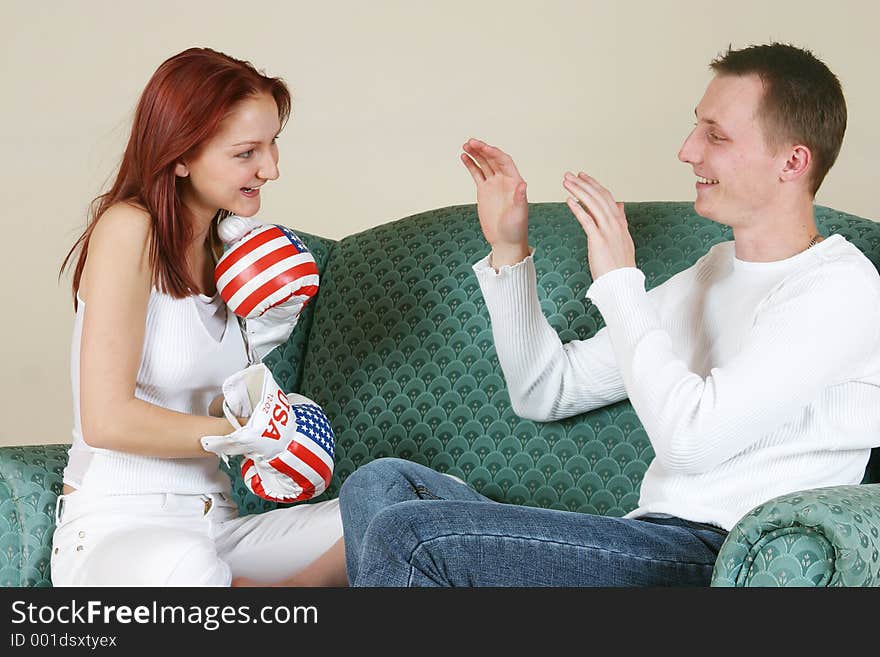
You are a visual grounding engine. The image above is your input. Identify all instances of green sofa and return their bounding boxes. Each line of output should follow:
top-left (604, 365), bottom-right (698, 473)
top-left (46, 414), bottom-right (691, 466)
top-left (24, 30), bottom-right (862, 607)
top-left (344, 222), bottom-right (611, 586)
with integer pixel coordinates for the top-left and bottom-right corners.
top-left (3, 202), bottom-right (879, 587)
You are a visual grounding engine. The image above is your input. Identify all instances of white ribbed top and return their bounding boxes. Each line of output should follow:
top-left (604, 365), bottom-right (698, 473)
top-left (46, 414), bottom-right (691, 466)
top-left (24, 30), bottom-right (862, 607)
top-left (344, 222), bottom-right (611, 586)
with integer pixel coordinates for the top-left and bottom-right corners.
top-left (474, 235), bottom-right (880, 530)
top-left (65, 290), bottom-right (248, 494)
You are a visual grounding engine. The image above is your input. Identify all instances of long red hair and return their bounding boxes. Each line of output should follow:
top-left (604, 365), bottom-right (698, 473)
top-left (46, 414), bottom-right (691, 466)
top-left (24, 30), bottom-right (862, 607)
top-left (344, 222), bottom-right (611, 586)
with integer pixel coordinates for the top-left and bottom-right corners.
top-left (61, 47), bottom-right (291, 307)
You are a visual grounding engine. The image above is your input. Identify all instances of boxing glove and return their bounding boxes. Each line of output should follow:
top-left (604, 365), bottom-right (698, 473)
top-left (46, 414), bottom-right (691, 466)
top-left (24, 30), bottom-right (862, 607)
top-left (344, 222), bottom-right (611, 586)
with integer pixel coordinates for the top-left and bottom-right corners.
top-left (201, 363), bottom-right (335, 503)
top-left (215, 215), bottom-right (319, 363)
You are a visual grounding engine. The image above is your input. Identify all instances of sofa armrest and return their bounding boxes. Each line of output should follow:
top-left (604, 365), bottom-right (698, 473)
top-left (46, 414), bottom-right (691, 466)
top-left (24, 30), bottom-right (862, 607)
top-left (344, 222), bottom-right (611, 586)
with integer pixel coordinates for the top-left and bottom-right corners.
top-left (0, 444), bottom-right (68, 587)
top-left (711, 484), bottom-right (880, 587)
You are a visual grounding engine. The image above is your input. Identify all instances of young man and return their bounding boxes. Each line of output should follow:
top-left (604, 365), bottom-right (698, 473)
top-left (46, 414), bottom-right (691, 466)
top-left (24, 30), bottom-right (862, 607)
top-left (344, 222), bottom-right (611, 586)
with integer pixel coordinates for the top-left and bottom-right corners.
top-left (338, 43), bottom-right (880, 586)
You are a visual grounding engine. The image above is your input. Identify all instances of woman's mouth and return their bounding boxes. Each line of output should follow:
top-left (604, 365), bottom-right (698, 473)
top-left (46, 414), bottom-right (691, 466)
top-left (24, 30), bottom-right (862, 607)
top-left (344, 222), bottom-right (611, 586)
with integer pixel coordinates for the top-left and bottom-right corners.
top-left (240, 187), bottom-right (260, 198)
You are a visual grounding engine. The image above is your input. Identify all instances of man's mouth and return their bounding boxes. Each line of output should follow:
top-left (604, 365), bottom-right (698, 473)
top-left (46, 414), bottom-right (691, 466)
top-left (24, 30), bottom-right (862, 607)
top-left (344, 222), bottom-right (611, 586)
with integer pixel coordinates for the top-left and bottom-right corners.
top-left (696, 176), bottom-right (719, 185)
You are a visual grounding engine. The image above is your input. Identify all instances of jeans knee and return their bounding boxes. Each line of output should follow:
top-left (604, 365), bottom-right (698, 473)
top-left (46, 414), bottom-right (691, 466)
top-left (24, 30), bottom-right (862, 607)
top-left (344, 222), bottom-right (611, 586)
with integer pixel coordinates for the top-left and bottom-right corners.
top-left (361, 503), bottom-right (421, 556)
top-left (340, 458), bottom-right (409, 501)
top-left (357, 502), bottom-right (459, 586)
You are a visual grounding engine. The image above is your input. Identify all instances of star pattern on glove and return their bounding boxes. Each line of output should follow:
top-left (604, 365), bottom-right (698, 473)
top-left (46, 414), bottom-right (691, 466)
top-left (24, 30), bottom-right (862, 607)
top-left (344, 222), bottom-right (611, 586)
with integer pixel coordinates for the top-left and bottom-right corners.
top-left (292, 403), bottom-right (335, 458)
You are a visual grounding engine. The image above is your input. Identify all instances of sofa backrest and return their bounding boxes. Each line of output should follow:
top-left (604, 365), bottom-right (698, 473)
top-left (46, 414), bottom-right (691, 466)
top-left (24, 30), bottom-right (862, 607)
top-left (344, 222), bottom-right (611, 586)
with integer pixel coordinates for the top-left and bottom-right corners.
top-left (269, 202), bottom-right (880, 515)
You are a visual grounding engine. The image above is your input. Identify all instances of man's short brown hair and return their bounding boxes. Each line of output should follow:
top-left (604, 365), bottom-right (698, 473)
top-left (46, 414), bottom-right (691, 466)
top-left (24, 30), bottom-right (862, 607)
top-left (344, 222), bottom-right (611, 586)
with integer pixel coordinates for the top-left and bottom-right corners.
top-left (710, 43), bottom-right (846, 196)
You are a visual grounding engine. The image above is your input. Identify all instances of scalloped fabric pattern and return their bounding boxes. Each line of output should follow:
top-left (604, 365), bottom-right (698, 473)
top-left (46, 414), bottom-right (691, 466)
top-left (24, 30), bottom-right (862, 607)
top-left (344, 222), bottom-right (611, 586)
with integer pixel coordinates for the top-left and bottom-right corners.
top-left (292, 201), bottom-right (880, 511)
top-left (711, 484), bottom-right (880, 586)
top-left (0, 445), bottom-right (68, 587)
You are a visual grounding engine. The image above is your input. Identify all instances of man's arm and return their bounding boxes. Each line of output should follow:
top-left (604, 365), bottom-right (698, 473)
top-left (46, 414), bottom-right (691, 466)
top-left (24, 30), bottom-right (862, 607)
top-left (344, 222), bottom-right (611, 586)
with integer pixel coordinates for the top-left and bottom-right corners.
top-left (586, 263), bottom-right (880, 473)
top-left (474, 251), bottom-right (627, 421)
top-left (563, 171), bottom-right (880, 473)
top-left (461, 140), bottom-right (627, 421)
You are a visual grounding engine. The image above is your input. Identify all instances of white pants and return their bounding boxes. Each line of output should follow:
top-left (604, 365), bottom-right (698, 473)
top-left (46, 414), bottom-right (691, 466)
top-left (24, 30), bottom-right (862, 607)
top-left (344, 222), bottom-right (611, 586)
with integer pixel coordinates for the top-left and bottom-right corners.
top-left (50, 489), bottom-right (342, 586)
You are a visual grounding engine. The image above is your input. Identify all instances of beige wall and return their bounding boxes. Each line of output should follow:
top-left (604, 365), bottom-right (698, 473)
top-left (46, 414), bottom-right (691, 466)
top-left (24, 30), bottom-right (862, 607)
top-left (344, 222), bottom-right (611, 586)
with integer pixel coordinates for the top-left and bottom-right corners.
top-left (2, 0), bottom-right (878, 447)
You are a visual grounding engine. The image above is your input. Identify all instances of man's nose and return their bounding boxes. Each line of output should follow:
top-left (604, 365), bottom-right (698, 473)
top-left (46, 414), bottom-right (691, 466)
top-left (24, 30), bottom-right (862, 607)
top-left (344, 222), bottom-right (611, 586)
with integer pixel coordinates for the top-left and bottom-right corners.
top-left (678, 129), bottom-right (700, 165)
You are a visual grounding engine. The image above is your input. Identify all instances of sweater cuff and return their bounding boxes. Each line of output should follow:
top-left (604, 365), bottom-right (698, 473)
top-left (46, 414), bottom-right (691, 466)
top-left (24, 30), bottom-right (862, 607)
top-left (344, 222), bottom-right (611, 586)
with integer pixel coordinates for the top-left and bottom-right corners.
top-left (585, 267), bottom-right (657, 346)
top-left (473, 248), bottom-right (542, 325)
top-left (472, 248), bottom-right (536, 277)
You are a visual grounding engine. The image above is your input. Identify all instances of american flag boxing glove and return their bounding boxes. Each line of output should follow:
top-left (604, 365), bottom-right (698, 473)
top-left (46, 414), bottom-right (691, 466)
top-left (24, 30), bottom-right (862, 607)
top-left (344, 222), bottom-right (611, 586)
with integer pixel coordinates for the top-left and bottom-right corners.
top-left (201, 364), bottom-right (335, 503)
top-left (215, 215), bottom-right (319, 362)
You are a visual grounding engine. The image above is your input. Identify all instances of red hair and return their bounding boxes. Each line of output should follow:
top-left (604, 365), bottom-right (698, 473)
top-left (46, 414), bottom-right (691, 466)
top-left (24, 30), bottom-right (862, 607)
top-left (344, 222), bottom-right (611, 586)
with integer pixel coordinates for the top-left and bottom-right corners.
top-left (61, 47), bottom-right (291, 306)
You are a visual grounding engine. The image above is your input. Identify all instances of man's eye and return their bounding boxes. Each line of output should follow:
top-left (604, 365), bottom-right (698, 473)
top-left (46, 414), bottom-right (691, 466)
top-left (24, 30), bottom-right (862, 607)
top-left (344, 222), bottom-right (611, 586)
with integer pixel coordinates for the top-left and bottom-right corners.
top-left (237, 149), bottom-right (254, 159)
top-left (709, 133), bottom-right (724, 142)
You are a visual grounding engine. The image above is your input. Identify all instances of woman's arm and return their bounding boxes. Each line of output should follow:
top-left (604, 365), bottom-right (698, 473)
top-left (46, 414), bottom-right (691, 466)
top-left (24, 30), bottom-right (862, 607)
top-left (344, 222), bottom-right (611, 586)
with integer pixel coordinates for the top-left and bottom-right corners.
top-left (78, 203), bottom-right (237, 458)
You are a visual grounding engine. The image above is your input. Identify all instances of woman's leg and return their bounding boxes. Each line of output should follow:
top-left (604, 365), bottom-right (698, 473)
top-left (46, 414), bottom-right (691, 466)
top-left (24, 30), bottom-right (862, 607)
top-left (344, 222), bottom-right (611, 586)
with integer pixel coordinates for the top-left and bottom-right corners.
top-left (216, 498), bottom-right (345, 586)
top-left (225, 458), bottom-right (471, 587)
top-left (51, 493), bottom-right (231, 586)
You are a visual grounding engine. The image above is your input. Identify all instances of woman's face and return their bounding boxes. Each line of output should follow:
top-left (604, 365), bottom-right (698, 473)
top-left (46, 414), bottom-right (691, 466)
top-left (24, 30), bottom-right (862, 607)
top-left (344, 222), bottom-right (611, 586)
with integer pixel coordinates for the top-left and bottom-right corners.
top-left (176, 92), bottom-right (281, 222)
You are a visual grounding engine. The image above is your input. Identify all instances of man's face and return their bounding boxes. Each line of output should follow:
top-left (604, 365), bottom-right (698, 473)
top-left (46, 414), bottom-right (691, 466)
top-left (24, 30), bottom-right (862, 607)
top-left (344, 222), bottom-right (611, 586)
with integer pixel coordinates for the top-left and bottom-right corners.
top-left (678, 74), bottom-right (789, 226)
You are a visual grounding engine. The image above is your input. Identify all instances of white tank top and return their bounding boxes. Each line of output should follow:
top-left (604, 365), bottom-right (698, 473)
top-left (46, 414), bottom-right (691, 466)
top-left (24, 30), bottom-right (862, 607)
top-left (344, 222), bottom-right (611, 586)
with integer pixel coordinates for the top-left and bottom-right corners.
top-left (64, 289), bottom-right (248, 494)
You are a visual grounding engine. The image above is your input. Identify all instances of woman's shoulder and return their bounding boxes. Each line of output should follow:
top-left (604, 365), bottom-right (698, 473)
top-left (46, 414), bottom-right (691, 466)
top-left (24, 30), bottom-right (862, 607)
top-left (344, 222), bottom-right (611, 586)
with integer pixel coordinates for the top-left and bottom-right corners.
top-left (91, 201), bottom-right (153, 249)
top-left (81, 202), bottom-right (154, 301)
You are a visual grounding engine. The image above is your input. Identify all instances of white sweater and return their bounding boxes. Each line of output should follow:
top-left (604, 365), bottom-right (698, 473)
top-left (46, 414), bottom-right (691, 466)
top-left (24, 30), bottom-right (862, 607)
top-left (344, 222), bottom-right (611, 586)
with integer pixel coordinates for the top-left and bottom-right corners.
top-left (474, 234), bottom-right (880, 530)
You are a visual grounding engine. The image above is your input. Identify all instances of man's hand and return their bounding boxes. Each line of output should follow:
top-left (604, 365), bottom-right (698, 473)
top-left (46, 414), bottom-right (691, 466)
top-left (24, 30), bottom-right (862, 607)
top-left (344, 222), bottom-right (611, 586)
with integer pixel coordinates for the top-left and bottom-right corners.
top-left (563, 172), bottom-right (636, 280)
top-left (461, 138), bottom-right (531, 269)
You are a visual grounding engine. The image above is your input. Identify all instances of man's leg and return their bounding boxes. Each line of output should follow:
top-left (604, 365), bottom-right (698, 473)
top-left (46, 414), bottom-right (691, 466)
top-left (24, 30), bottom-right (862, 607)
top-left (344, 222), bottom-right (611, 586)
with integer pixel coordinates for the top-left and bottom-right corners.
top-left (353, 497), bottom-right (727, 587)
top-left (338, 458), bottom-right (489, 583)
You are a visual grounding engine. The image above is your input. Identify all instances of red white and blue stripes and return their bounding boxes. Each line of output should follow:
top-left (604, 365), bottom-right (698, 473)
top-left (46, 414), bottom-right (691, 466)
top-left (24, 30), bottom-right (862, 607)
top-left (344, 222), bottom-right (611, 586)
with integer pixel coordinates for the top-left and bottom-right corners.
top-left (215, 224), bottom-right (319, 319)
top-left (241, 396), bottom-right (336, 503)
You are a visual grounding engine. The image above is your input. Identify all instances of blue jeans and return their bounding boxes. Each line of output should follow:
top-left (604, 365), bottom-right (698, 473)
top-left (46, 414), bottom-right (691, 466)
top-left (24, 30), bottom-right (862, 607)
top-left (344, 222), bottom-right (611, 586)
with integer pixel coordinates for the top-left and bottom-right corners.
top-left (339, 458), bottom-right (728, 587)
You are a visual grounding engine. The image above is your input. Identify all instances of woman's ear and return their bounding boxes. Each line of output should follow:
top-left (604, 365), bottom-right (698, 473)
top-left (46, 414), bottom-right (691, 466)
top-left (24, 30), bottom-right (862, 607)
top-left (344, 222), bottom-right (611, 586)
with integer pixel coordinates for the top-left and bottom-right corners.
top-left (174, 162), bottom-right (189, 178)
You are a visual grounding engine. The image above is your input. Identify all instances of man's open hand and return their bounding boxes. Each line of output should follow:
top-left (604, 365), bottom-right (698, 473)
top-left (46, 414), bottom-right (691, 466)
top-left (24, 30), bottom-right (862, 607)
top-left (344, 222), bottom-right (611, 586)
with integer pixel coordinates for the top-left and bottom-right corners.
top-left (461, 138), bottom-right (531, 269)
top-left (563, 172), bottom-right (636, 280)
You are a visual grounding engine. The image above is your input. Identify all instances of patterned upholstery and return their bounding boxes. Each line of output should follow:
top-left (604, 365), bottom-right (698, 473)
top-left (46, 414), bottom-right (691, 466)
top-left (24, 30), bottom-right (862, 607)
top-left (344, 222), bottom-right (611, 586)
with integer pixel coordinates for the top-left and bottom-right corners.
top-left (289, 202), bottom-right (880, 507)
top-left (0, 445), bottom-right (67, 587)
top-left (296, 202), bottom-right (721, 507)
top-left (712, 485), bottom-right (880, 586)
top-left (2, 202), bottom-right (878, 586)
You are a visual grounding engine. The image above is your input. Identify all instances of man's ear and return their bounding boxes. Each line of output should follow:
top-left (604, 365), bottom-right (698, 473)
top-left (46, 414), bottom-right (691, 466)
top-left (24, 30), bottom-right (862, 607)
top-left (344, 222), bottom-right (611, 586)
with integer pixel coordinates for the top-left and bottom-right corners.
top-left (174, 162), bottom-right (189, 178)
top-left (780, 144), bottom-right (812, 183)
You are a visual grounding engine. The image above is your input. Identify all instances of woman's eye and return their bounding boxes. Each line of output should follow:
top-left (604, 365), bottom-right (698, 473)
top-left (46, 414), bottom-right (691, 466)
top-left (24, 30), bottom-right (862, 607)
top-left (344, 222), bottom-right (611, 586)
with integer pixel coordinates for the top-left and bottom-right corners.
top-left (237, 149), bottom-right (254, 159)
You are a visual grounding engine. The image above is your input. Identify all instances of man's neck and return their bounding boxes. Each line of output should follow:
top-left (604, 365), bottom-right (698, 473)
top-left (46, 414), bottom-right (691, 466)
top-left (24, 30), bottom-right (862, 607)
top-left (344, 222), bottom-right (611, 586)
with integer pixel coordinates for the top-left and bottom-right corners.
top-left (731, 198), bottom-right (819, 262)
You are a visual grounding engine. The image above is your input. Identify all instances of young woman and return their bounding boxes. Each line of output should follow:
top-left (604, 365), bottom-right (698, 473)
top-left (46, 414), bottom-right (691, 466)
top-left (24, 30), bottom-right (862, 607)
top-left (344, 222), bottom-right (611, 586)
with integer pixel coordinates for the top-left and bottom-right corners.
top-left (54, 47), bottom-right (346, 586)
